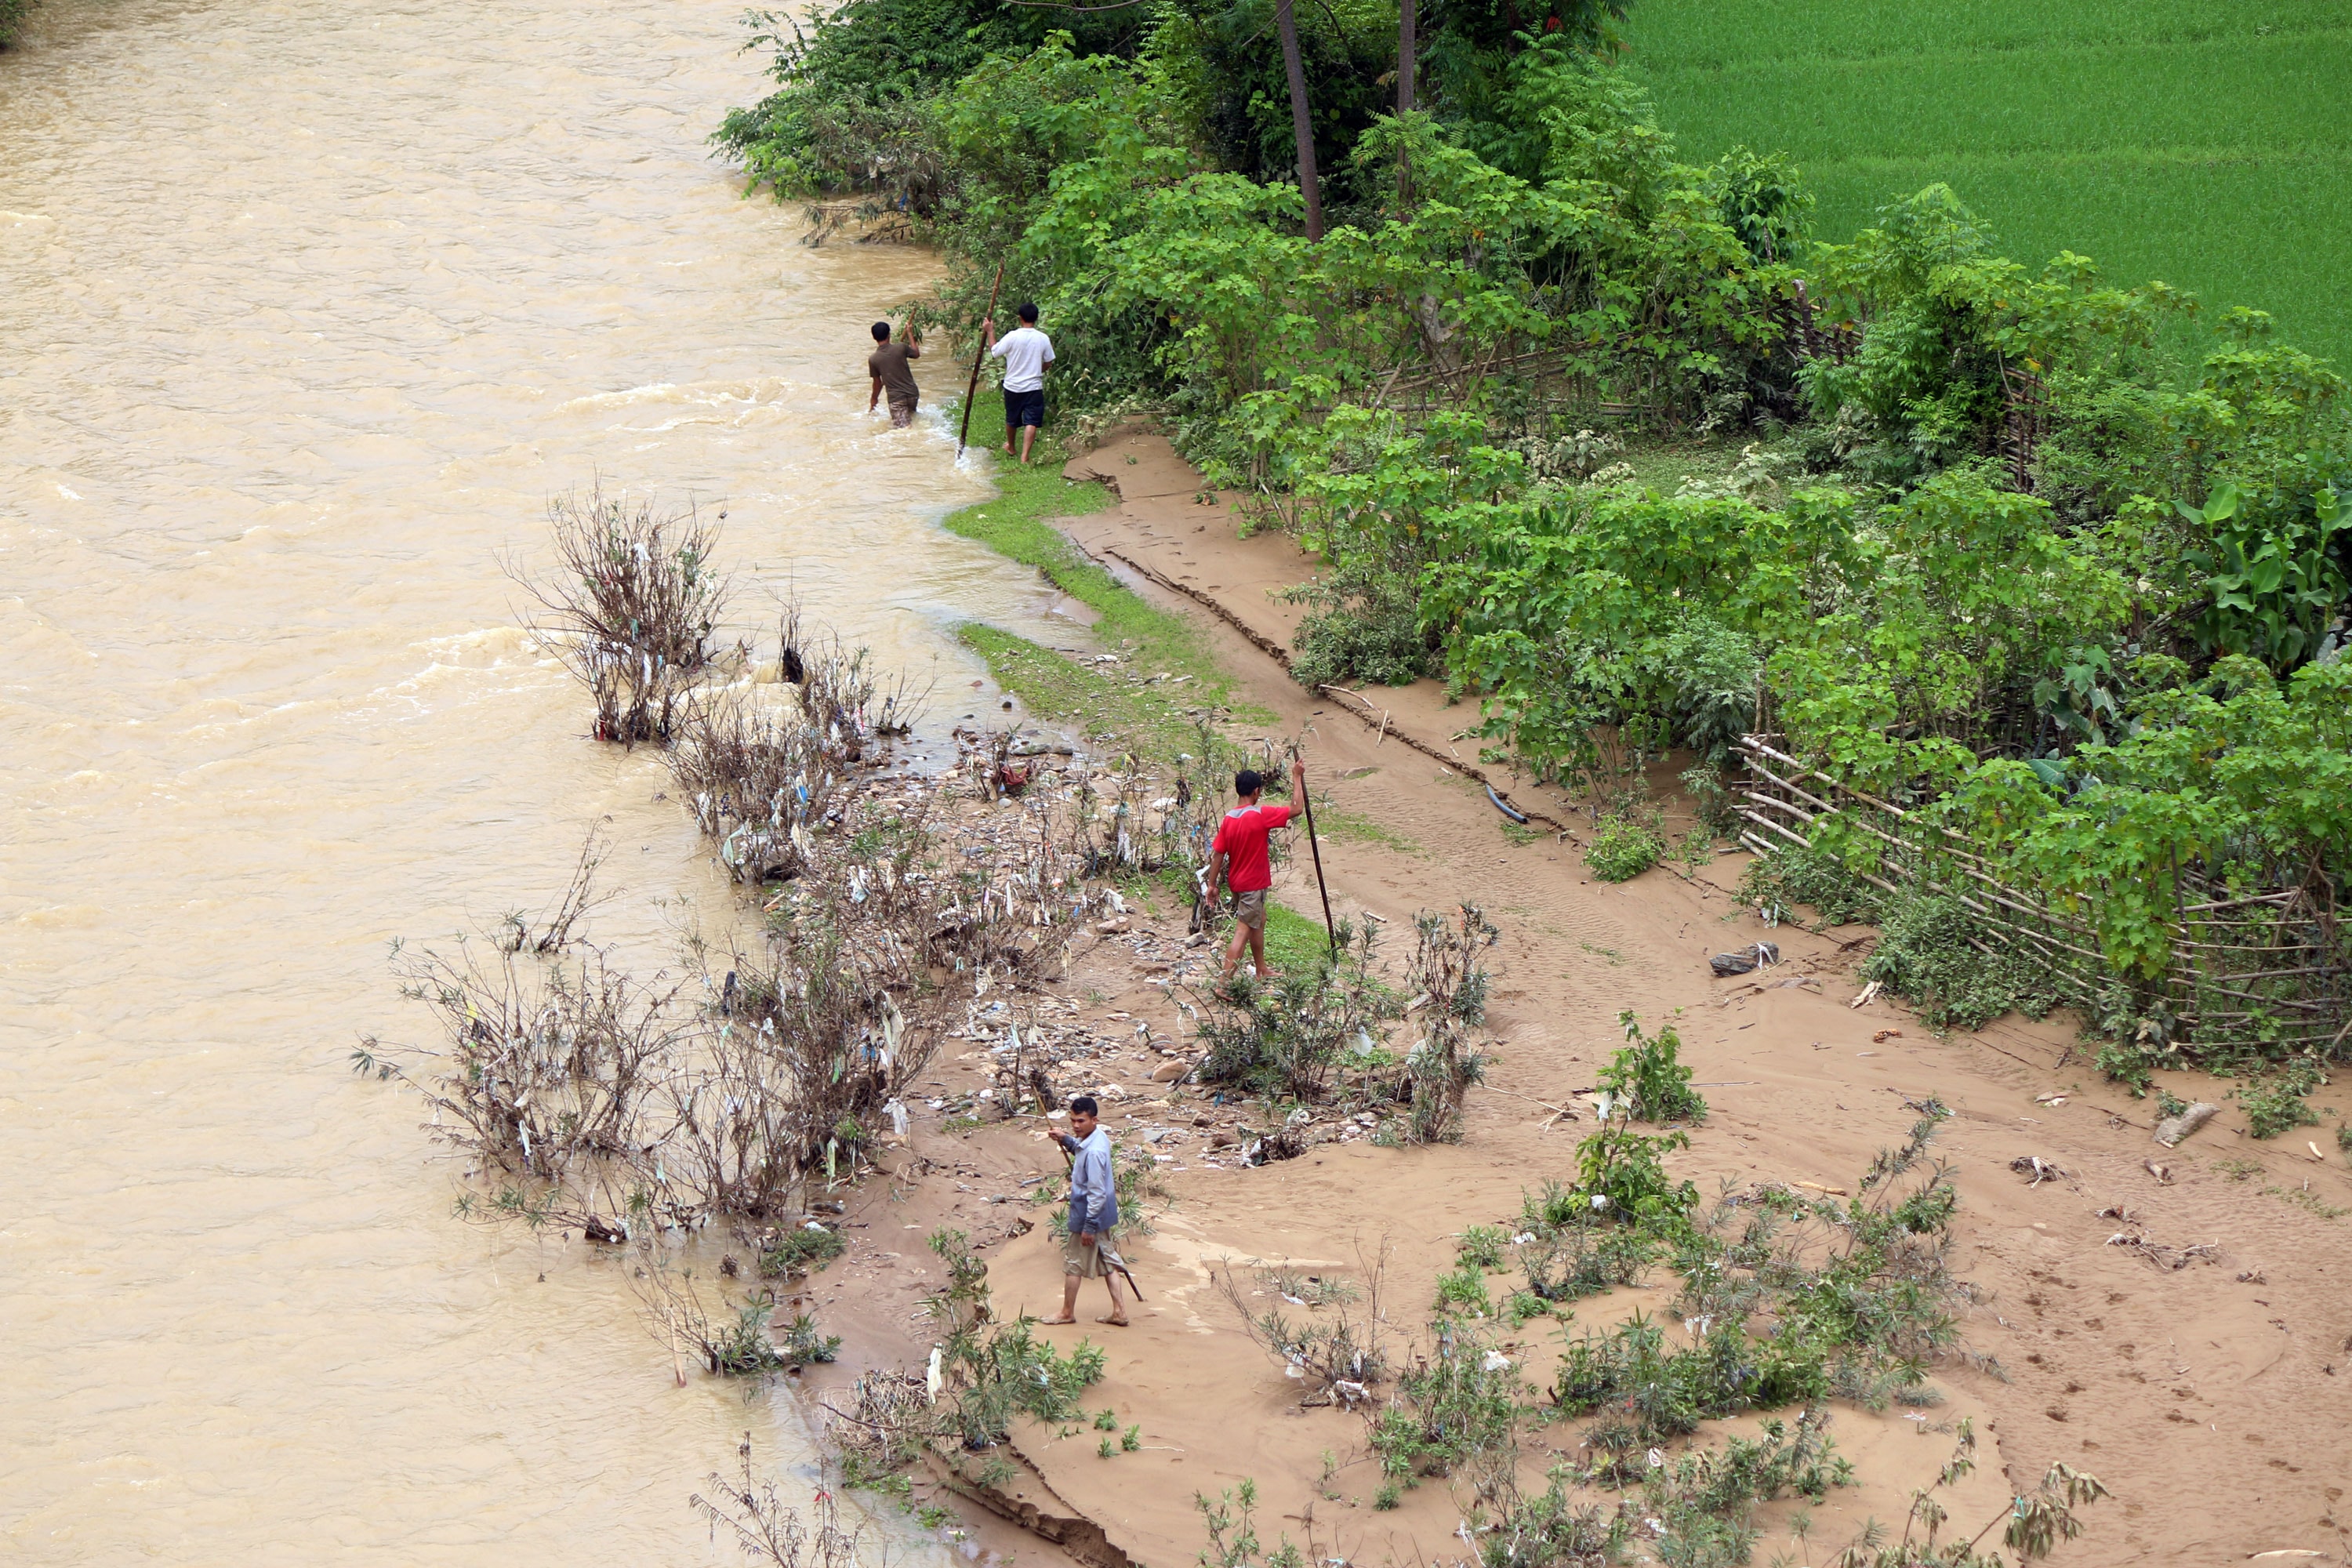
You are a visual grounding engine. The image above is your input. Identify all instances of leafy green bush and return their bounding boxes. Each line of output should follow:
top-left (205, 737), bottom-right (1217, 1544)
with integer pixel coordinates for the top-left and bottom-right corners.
top-left (1431, 1261), bottom-right (1494, 1319)
top-left (1370, 1324), bottom-right (1523, 1497)
top-left (1860, 891), bottom-right (2066, 1033)
top-left (1600, 1010), bottom-right (1708, 1123)
top-left (2239, 1071), bottom-right (2321, 1140)
top-left (1737, 843), bottom-right (1883, 928)
top-left (1194, 921), bottom-right (1397, 1099)
top-left (1584, 812), bottom-right (1666, 882)
top-left (710, 1299), bottom-right (839, 1374)
top-left (1573, 1119), bottom-right (1697, 1222)
top-left (1638, 1410), bottom-right (1851, 1568)
top-left (1289, 572), bottom-right (1437, 689)
top-left (1455, 1225), bottom-right (1510, 1270)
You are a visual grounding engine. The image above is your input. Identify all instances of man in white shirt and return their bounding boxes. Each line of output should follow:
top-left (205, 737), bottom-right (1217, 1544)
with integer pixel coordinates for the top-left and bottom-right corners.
top-left (982, 302), bottom-right (1055, 464)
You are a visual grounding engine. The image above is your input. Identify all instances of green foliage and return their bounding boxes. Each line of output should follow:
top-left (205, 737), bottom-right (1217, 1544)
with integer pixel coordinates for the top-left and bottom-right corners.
top-left (1859, 892), bottom-right (2067, 1033)
top-left (0, 0), bottom-right (31, 49)
top-left (1584, 811), bottom-right (1667, 882)
top-left (1196, 1479), bottom-right (1304, 1568)
top-left (1456, 1225), bottom-right (1511, 1270)
top-left (924, 1228), bottom-right (1108, 1449)
top-left (1480, 1466), bottom-right (1629, 1568)
top-left (1288, 568), bottom-right (1436, 688)
top-left (710, 1299), bottom-right (839, 1374)
top-left (1624, 0), bottom-right (2352, 369)
top-left (2238, 1069), bottom-right (2322, 1140)
top-left (1195, 921), bottom-right (1397, 1099)
top-left (1431, 1261), bottom-right (1494, 1319)
top-left (1955, 657), bottom-right (2352, 985)
top-left (1599, 1010), bottom-right (1708, 1123)
top-left (760, 1224), bottom-right (847, 1276)
top-left (1573, 1118), bottom-right (1697, 1223)
top-left (1370, 1324), bottom-right (1523, 1492)
top-left (1639, 1410), bottom-right (1852, 1568)
top-left (1737, 842), bottom-right (1883, 928)
top-left (1555, 1115), bottom-right (1968, 1461)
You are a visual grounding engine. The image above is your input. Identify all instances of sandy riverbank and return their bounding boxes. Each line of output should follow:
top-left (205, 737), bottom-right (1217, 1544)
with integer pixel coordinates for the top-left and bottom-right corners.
top-left (789, 425), bottom-right (2352, 1568)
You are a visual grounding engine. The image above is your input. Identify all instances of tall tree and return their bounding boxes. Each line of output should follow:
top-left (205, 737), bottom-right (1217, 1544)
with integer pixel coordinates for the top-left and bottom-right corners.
top-left (1273, 0), bottom-right (1324, 241)
top-left (1398, 0), bottom-right (1416, 112)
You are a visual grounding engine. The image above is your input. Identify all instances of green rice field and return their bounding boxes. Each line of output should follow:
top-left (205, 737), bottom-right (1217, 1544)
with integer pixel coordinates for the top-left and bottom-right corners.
top-left (1623, 0), bottom-right (2352, 369)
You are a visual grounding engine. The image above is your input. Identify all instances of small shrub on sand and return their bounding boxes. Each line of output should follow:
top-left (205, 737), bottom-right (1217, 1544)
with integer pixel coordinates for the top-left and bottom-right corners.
top-left (1194, 921), bottom-right (1398, 1100)
top-left (1584, 811), bottom-right (1666, 882)
top-left (1861, 891), bottom-right (2065, 1032)
top-left (2238, 1068), bottom-right (2322, 1139)
top-left (1370, 1323), bottom-right (1525, 1504)
top-left (1599, 1010), bottom-right (1707, 1123)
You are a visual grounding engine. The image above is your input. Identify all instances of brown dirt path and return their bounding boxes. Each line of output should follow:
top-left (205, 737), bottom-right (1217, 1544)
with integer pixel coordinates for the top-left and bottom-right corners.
top-left (810, 427), bottom-right (2352, 1568)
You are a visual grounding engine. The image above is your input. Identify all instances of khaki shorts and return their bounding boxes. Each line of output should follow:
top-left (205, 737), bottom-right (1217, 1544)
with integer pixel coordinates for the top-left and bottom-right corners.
top-left (1229, 887), bottom-right (1269, 930)
top-left (1061, 1230), bottom-right (1106, 1279)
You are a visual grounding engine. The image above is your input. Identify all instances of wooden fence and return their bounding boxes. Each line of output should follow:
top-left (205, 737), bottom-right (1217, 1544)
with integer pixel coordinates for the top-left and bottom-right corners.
top-left (1735, 735), bottom-right (2351, 1058)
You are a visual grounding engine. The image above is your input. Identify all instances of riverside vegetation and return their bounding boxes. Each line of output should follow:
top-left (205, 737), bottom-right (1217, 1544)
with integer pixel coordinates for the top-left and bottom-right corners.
top-left (364, 489), bottom-right (1525, 1548)
top-left (1196, 1022), bottom-right (2104, 1566)
top-left (716, 0), bottom-right (2352, 1134)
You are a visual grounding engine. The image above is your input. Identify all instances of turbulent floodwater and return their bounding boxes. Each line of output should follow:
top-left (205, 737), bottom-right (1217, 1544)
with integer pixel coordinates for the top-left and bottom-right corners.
top-left (0, 2), bottom-right (1063, 1559)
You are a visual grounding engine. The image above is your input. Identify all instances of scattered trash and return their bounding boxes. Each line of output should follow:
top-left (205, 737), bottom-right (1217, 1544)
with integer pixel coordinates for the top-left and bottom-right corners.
top-left (2144, 1159), bottom-right (2173, 1185)
top-left (1849, 980), bottom-right (1881, 1008)
top-left (1710, 942), bottom-right (1781, 977)
top-left (2009, 1155), bottom-right (2066, 1187)
top-left (2153, 1101), bottom-right (2221, 1148)
top-left (1871, 1028), bottom-right (1903, 1043)
top-left (2237, 1266), bottom-right (2267, 1284)
top-left (2105, 1225), bottom-right (2220, 1271)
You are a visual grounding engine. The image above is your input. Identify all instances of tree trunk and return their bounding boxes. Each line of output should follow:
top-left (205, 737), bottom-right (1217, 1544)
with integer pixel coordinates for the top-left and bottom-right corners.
top-left (1274, 0), bottom-right (1323, 241)
top-left (1397, 0), bottom-right (1415, 113)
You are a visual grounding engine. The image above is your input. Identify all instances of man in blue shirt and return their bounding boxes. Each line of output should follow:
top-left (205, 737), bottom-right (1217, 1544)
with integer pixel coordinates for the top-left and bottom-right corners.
top-left (1046, 1095), bottom-right (1128, 1327)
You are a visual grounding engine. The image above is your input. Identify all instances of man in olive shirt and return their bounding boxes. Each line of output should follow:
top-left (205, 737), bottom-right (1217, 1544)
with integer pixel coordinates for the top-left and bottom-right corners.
top-left (867, 321), bottom-right (921, 426)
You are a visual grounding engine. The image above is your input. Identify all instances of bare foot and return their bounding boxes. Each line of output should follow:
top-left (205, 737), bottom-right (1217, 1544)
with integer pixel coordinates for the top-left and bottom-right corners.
top-left (1043, 1313), bottom-right (1077, 1325)
top-left (1096, 1314), bottom-right (1130, 1327)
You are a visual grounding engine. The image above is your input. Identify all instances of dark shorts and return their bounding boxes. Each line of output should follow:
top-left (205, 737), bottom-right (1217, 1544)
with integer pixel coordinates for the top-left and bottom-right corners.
top-left (1004, 387), bottom-right (1046, 430)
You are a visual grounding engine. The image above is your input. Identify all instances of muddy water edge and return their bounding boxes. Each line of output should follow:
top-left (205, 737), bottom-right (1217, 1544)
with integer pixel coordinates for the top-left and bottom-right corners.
top-left (0, 1), bottom-right (1076, 1560)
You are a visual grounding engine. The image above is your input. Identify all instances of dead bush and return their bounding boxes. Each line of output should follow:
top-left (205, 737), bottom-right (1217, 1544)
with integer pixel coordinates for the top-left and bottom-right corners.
top-left (691, 1434), bottom-right (864, 1568)
top-left (1399, 904), bottom-right (1495, 1144)
top-left (1217, 1241), bottom-right (1390, 1407)
top-left (518, 485), bottom-right (733, 745)
top-left (669, 695), bottom-right (848, 885)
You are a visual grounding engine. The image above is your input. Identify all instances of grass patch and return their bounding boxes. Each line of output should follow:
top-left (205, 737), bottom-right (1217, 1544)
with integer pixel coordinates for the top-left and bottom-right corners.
top-left (1626, 0), bottom-right (2352, 366)
top-left (1310, 794), bottom-right (1420, 855)
top-left (943, 395), bottom-right (1271, 747)
top-left (1262, 899), bottom-right (1334, 975)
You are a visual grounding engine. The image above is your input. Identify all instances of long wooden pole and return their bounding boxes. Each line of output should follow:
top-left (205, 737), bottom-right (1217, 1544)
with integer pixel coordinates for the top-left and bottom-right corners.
top-left (1292, 750), bottom-right (1338, 957)
top-left (956, 263), bottom-right (1007, 457)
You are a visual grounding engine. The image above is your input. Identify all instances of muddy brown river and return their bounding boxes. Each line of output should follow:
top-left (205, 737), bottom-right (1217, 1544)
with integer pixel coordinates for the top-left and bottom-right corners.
top-left (1, 2), bottom-right (1059, 1559)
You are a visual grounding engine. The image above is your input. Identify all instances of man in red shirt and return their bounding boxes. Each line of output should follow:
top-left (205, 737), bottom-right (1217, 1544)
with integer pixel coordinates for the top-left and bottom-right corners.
top-left (1210, 755), bottom-right (1305, 984)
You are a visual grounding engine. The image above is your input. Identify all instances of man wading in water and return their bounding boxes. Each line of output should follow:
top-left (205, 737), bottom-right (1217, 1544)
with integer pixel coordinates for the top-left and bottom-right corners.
top-left (1047, 1096), bottom-right (1127, 1327)
top-left (867, 320), bottom-right (921, 426)
top-left (982, 302), bottom-right (1054, 463)
top-left (1211, 755), bottom-right (1305, 987)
